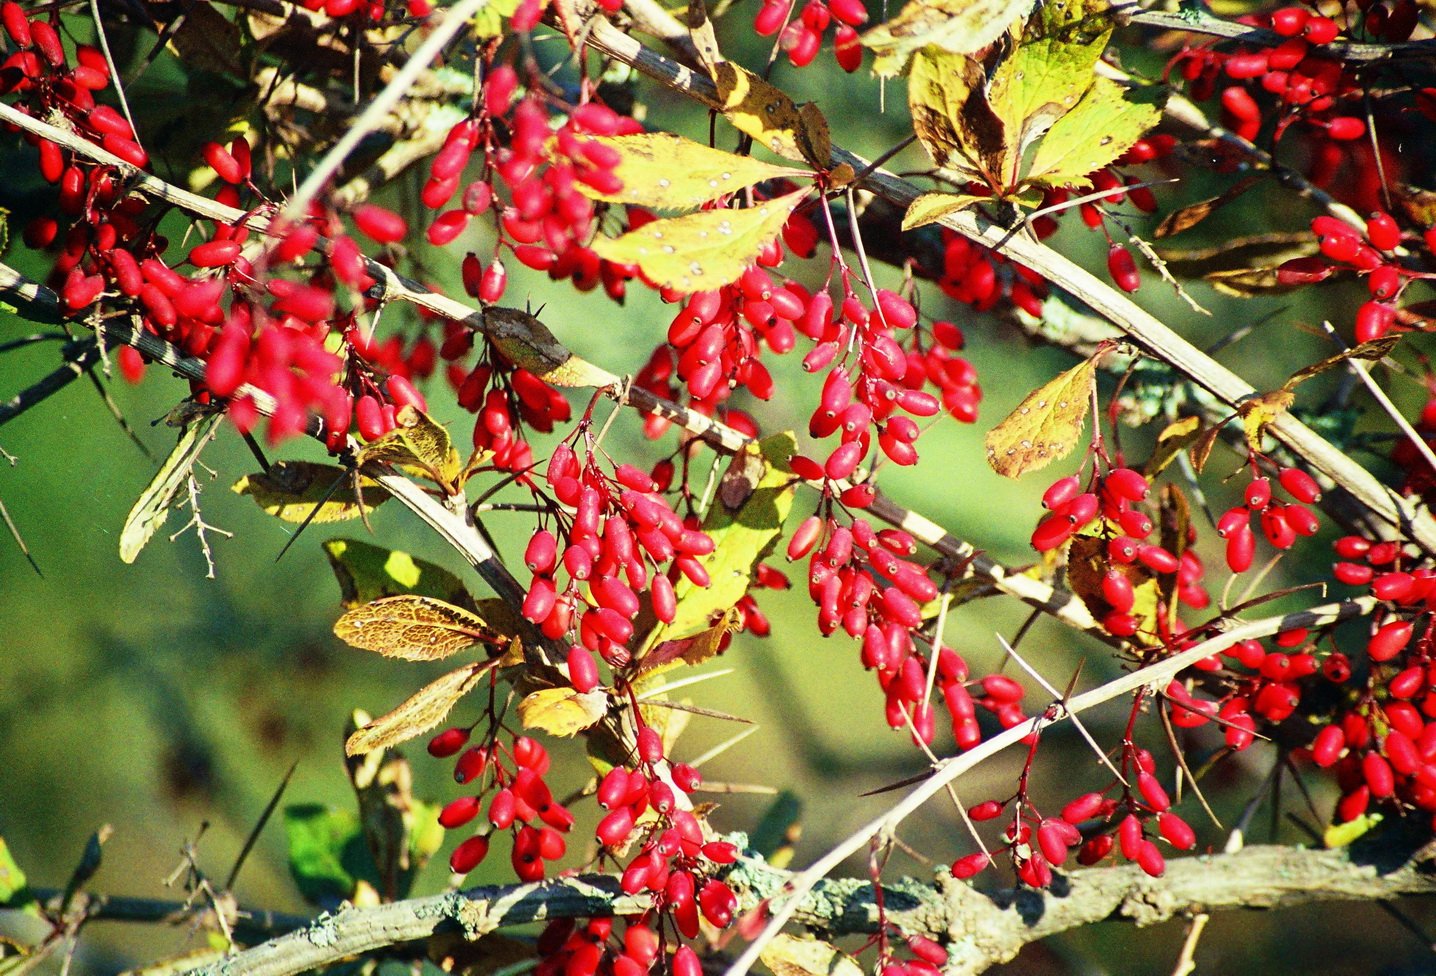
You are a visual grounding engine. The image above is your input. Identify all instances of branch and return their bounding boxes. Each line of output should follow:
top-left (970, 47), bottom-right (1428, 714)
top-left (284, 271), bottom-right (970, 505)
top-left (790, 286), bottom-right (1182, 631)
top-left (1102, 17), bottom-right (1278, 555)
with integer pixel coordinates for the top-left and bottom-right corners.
top-left (184, 831), bottom-right (1436, 976)
top-left (577, 15), bottom-right (1436, 556)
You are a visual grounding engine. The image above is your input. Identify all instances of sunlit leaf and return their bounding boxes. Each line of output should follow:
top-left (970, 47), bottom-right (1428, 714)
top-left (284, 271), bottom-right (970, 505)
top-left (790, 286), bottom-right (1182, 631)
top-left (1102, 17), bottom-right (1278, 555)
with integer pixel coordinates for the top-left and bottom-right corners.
top-left (345, 662), bottom-right (489, 756)
top-left (120, 412), bottom-right (220, 564)
top-left (987, 0), bottom-right (1114, 168)
top-left (517, 687), bottom-right (608, 737)
top-left (282, 804), bottom-right (367, 906)
top-left (232, 461), bottom-right (387, 523)
top-left (907, 49), bottom-right (1003, 186)
top-left (484, 306), bottom-right (618, 388)
top-left (640, 607), bottom-right (743, 674)
top-left (660, 433), bottom-right (798, 641)
top-left (760, 935), bottom-right (865, 976)
top-left (579, 134), bottom-right (798, 210)
top-left (1324, 811), bottom-right (1383, 848)
top-left (323, 538), bottom-right (473, 609)
top-left (1238, 390), bottom-right (1295, 452)
top-left (471, 0), bottom-right (520, 39)
top-left (1023, 77), bottom-right (1164, 191)
top-left (591, 190), bottom-right (808, 293)
top-left (1067, 528), bottom-right (1158, 637)
top-left (357, 406), bottom-right (463, 493)
top-left (712, 62), bottom-right (830, 167)
top-left (984, 357), bottom-right (1098, 478)
top-left (0, 838), bottom-right (32, 910)
top-left (863, 0), bottom-right (1040, 75)
top-left (902, 191), bottom-right (988, 230)
top-left (1144, 416), bottom-right (1203, 478)
top-left (333, 595), bottom-right (496, 661)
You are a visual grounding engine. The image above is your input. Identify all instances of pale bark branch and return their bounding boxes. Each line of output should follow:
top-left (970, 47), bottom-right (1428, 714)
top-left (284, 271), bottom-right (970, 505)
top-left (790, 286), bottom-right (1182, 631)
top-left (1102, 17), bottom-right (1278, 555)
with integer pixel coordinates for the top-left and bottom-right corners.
top-left (182, 836), bottom-right (1436, 976)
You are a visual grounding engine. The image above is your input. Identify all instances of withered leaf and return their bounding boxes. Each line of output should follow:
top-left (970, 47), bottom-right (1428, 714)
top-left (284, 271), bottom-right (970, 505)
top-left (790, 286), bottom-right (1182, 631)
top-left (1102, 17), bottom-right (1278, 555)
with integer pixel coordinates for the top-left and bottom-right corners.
top-left (640, 607), bottom-right (743, 674)
top-left (712, 62), bottom-right (830, 167)
top-left (1188, 423), bottom-right (1223, 474)
top-left (862, 0), bottom-right (1040, 75)
top-left (1067, 529), bottom-right (1159, 638)
top-left (1153, 176), bottom-right (1260, 239)
top-left (985, 356), bottom-right (1098, 478)
top-left (357, 406), bottom-right (462, 493)
top-left (345, 662), bottom-right (489, 756)
top-left (1283, 334), bottom-right (1401, 391)
top-left (334, 595), bottom-right (494, 661)
top-left (759, 935), bottom-right (865, 976)
top-left (517, 687), bottom-right (609, 737)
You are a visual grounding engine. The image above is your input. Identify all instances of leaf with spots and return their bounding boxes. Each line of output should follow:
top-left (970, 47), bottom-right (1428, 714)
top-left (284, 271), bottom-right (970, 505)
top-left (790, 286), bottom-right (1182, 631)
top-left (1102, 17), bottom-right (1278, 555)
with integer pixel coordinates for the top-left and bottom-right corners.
top-left (590, 189), bottom-right (808, 293)
top-left (712, 63), bottom-right (831, 167)
top-left (1238, 390), bottom-right (1294, 453)
top-left (517, 687), bottom-right (609, 737)
top-left (986, 0), bottom-right (1115, 169)
top-left (907, 49), bottom-right (1004, 187)
top-left (356, 406), bottom-right (463, 494)
top-left (985, 356), bottom-right (1098, 478)
top-left (1022, 77), bottom-right (1164, 192)
top-left (578, 133), bottom-right (800, 211)
top-left (333, 595), bottom-right (496, 661)
top-left (345, 662), bottom-right (492, 756)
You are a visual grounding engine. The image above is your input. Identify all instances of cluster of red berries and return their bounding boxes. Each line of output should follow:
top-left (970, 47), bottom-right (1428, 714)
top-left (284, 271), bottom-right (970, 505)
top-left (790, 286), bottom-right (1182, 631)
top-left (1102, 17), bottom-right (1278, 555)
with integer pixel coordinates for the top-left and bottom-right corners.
top-left (427, 732), bottom-right (575, 878)
top-left (423, 66), bottom-right (639, 302)
top-left (522, 443), bottom-right (714, 674)
top-left (1280, 213), bottom-right (1435, 343)
top-left (955, 745), bottom-right (1197, 886)
top-left (876, 934), bottom-right (950, 976)
top-left (936, 229), bottom-right (1046, 317)
top-left (753, 0), bottom-right (867, 71)
top-left (1215, 465), bottom-right (1323, 573)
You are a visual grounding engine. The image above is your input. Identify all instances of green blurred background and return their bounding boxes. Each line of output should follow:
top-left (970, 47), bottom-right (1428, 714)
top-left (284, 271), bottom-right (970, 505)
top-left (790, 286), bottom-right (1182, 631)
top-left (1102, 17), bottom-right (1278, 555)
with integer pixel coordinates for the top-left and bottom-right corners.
top-left (4, 7), bottom-right (1436, 975)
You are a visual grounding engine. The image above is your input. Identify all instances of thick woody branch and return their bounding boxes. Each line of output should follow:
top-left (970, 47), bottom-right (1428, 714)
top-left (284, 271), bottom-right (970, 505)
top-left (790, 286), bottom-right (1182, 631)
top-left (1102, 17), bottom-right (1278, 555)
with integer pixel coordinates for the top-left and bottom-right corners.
top-left (185, 834), bottom-right (1436, 976)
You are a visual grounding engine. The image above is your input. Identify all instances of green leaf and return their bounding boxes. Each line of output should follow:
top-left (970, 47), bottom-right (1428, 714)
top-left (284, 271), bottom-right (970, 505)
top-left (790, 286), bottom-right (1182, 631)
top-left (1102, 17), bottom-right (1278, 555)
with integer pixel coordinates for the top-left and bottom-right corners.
top-left (579, 134), bottom-right (799, 210)
top-left (1022, 77), bottom-right (1164, 191)
top-left (590, 189), bottom-right (808, 293)
top-left (986, 0), bottom-right (1114, 168)
top-left (0, 838), bottom-right (34, 911)
top-left (658, 433), bottom-right (798, 642)
top-left (120, 412), bottom-right (220, 564)
top-left (232, 461), bottom-right (388, 523)
top-left (862, 0), bottom-right (1040, 76)
top-left (323, 538), bottom-right (473, 609)
top-left (472, 0), bottom-right (521, 39)
top-left (902, 191), bottom-right (988, 230)
top-left (283, 804), bottom-right (368, 907)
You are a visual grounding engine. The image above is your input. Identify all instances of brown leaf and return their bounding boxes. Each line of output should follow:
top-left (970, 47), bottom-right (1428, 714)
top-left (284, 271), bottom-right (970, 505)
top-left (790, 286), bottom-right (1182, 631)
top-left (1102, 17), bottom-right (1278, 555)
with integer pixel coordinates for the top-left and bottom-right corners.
top-left (345, 663), bottom-right (489, 756)
top-left (985, 356), bottom-right (1098, 478)
top-left (517, 687), bottom-right (609, 737)
top-left (1188, 423), bottom-right (1222, 474)
top-left (1283, 334), bottom-right (1401, 391)
top-left (484, 306), bottom-right (617, 388)
top-left (333, 595), bottom-right (495, 661)
top-left (1153, 176), bottom-right (1259, 239)
top-left (640, 607), bottom-right (743, 673)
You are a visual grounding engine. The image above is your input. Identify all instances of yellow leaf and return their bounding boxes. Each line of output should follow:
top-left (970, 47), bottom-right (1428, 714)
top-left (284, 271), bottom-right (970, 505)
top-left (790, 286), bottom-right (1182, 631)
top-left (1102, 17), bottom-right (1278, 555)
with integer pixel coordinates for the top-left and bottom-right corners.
top-left (1324, 811), bottom-right (1383, 848)
top-left (345, 662), bottom-right (489, 756)
top-left (357, 406), bottom-right (462, 493)
top-left (862, 0), bottom-right (1039, 75)
top-left (1238, 390), bottom-right (1295, 452)
top-left (902, 191), bottom-right (988, 230)
top-left (1067, 528), bottom-right (1159, 638)
top-left (517, 687), bottom-right (609, 737)
top-left (333, 595), bottom-right (495, 661)
top-left (712, 63), bottom-right (830, 167)
top-left (760, 935), bottom-right (865, 976)
top-left (578, 134), bottom-right (798, 211)
top-left (484, 306), bottom-right (618, 388)
top-left (591, 190), bottom-right (808, 294)
top-left (984, 357), bottom-right (1098, 478)
top-left (907, 49), bottom-right (1004, 186)
top-left (233, 461), bottom-right (388, 523)
top-left (1144, 416), bottom-right (1203, 478)
top-left (1022, 77), bottom-right (1164, 191)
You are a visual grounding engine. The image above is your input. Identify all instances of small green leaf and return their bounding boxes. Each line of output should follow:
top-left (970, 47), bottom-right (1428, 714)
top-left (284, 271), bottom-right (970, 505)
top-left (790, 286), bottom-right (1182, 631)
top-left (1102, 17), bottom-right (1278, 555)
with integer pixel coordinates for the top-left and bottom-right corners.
top-left (657, 433), bottom-right (798, 642)
top-left (0, 838), bottom-right (34, 911)
top-left (902, 191), bottom-right (987, 230)
top-left (590, 190), bottom-right (808, 293)
top-left (1022, 78), bottom-right (1164, 191)
top-left (471, 0), bottom-right (521, 38)
top-left (579, 134), bottom-right (799, 211)
top-left (283, 804), bottom-right (367, 907)
top-left (323, 538), bottom-right (473, 609)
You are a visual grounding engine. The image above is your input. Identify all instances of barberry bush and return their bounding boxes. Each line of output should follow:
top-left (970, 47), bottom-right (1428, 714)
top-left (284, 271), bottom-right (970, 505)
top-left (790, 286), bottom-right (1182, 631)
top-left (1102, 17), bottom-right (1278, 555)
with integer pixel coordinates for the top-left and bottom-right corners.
top-left (6, 0), bottom-right (1436, 971)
